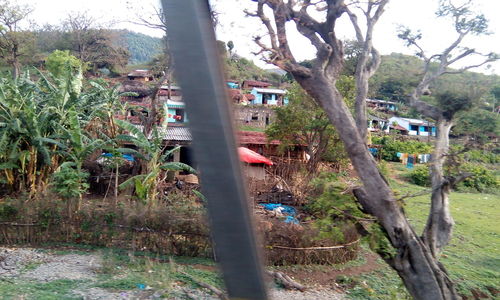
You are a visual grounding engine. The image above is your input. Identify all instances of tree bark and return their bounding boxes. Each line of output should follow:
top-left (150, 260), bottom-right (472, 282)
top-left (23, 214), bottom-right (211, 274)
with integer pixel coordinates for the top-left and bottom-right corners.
top-left (354, 72), bottom-right (369, 142)
top-left (423, 119), bottom-right (454, 257)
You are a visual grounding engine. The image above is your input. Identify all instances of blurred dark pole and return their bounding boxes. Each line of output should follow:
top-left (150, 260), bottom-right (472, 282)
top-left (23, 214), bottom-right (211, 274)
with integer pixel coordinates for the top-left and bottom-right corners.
top-left (160, 1), bottom-right (268, 299)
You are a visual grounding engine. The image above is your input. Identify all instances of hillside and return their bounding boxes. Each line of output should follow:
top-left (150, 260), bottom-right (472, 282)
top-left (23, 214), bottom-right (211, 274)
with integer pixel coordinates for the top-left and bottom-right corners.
top-left (370, 53), bottom-right (500, 102)
top-left (117, 30), bottom-right (163, 65)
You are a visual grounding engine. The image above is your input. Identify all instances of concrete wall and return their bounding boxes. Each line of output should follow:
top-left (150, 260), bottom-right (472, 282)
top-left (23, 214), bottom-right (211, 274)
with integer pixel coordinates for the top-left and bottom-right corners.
top-left (234, 105), bottom-right (275, 128)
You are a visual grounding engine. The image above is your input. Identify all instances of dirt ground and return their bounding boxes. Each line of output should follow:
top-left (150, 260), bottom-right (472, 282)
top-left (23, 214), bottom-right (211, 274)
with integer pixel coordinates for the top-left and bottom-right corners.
top-left (0, 247), bottom-right (351, 299)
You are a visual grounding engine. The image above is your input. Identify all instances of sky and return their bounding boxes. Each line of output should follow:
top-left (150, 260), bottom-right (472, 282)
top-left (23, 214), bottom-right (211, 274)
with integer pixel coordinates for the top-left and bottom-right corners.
top-left (19, 0), bottom-right (500, 74)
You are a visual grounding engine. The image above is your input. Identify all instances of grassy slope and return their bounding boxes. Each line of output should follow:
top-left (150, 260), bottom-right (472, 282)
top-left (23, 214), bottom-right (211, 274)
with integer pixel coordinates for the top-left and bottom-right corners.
top-left (348, 162), bottom-right (499, 299)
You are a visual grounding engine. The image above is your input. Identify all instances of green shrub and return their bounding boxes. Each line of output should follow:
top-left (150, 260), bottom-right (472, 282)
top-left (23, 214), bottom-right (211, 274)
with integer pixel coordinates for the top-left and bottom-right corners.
top-left (307, 173), bottom-right (366, 241)
top-left (51, 165), bottom-right (89, 199)
top-left (372, 136), bottom-right (433, 162)
top-left (464, 150), bottom-right (500, 164)
top-left (408, 165), bottom-right (431, 187)
top-left (457, 163), bottom-right (498, 193)
top-left (408, 163), bottom-right (498, 192)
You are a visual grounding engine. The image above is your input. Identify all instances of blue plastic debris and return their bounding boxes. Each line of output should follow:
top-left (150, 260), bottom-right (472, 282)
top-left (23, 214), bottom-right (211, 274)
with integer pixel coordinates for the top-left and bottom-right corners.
top-left (101, 153), bottom-right (135, 162)
top-left (259, 203), bottom-right (299, 224)
top-left (122, 154), bottom-right (135, 162)
top-left (136, 283), bottom-right (146, 290)
top-left (259, 203), bottom-right (296, 216)
top-left (283, 215), bottom-right (299, 224)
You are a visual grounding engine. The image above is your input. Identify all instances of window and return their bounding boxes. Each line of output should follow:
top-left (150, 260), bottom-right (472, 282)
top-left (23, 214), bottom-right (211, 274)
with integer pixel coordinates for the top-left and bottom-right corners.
top-left (410, 125), bottom-right (419, 131)
top-left (174, 109), bottom-right (184, 122)
top-left (262, 93), bottom-right (272, 104)
top-left (251, 113), bottom-right (259, 121)
top-left (422, 126), bottom-right (429, 132)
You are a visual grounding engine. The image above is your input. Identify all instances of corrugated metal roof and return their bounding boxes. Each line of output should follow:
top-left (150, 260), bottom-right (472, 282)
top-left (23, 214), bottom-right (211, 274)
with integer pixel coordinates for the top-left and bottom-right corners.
top-left (165, 100), bottom-right (185, 109)
top-left (254, 88), bottom-right (286, 94)
top-left (366, 98), bottom-right (397, 105)
top-left (160, 85), bottom-right (181, 90)
top-left (158, 126), bottom-right (192, 141)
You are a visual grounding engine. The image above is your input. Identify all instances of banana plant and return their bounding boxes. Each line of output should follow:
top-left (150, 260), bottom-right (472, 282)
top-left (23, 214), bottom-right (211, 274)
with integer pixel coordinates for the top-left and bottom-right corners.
top-left (115, 119), bottom-right (196, 206)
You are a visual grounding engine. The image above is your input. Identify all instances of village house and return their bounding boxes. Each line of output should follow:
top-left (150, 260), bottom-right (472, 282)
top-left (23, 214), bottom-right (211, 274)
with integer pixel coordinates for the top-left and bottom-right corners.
top-left (159, 85), bottom-right (183, 102)
top-left (249, 87), bottom-right (288, 106)
top-left (366, 99), bottom-right (398, 112)
top-left (368, 115), bottom-right (390, 133)
top-left (164, 100), bottom-right (188, 124)
top-left (234, 105), bottom-right (275, 128)
top-left (228, 89), bottom-right (255, 105)
top-left (388, 116), bottom-right (436, 136)
top-left (237, 131), bottom-right (306, 159)
top-left (127, 69), bottom-right (154, 82)
top-left (241, 80), bottom-right (272, 89)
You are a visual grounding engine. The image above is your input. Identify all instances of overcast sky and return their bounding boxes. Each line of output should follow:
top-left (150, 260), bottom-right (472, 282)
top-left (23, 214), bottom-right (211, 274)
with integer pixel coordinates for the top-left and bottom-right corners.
top-left (21, 0), bottom-right (500, 74)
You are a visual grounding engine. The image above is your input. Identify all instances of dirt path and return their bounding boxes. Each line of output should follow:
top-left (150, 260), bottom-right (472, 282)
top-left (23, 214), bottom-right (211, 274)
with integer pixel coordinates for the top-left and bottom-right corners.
top-left (0, 247), bottom-right (348, 299)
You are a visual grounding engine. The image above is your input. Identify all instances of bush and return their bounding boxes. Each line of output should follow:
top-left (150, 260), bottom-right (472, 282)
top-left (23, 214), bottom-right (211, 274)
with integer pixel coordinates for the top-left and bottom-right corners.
top-left (51, 165), bottom-right (89, 199)
top-left (408, 166), bottom-right (431, 187)
top-left (306, 173), bottom-right (366, 241)
top-left (372, 136), bottom-right (433, 162)
top-left (457, 163), bottom-right (498, 193)
top-left (408, 163), bottom-right (498, 192)
top-left (464, 150), bottom-right (500, 164)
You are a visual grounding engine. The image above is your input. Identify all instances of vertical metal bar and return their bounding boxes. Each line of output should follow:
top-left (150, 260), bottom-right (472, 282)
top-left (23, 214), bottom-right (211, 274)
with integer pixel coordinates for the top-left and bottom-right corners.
top-left (161, 1), bottom-right (268, 299)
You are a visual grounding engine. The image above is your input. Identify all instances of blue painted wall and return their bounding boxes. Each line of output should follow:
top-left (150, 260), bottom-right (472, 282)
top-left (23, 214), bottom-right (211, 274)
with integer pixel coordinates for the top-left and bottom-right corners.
top-left (250, 88), bottom-right (288, 106)
top-left (166, 104), bottom-right (188, 123)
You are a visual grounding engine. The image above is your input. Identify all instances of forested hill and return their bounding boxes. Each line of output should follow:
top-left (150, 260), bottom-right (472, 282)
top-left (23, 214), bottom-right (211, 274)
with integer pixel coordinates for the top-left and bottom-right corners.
top-left (117, 30), bottom-right (163, 65)
top-left (370, 53), bottom-right (500, 102)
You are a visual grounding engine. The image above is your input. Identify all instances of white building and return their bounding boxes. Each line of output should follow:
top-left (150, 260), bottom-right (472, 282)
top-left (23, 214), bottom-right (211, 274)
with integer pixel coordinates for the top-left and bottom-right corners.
top-left (388, 117), bottom-right (436, 136)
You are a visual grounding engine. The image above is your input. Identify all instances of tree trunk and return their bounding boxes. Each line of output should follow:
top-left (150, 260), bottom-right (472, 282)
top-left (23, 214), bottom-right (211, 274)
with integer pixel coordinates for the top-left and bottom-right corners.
top-left (12, 59), bottom-right (20, 80)
top-left (423, 119), bottom-right (454, 257)
top-left (297, 74), bottom-right (458, 300)
top-left (354, 69), bottom-right (369, 143)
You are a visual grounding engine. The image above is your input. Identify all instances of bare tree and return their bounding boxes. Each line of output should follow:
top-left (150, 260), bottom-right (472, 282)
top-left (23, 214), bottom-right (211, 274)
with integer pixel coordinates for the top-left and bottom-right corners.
top-left (398, 0), bottom-right (498, 259)
top-left (345, 1), bottom-right (387, 142)
top-left (63, 11), bottom-right (100, 63)
top-left (246, 0), bottom-right (478, 299)
top-left (0, 0), bottom-right (33, 79)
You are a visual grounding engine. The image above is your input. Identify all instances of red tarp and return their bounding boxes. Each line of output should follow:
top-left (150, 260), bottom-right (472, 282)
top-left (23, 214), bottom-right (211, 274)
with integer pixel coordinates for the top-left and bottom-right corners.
top-left (238, 147), bottom-right (273, 166)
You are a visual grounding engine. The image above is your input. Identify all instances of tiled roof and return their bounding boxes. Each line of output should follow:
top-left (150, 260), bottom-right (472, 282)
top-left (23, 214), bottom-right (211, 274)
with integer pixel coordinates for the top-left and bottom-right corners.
top-left (237, 131), bottom-right (280, 145)
top-left (390, 124), bottom-right (409, 131)
top-left (245, 94), bottom-right (255, 100)
top-left (243, 80), bottom-right (272, 87)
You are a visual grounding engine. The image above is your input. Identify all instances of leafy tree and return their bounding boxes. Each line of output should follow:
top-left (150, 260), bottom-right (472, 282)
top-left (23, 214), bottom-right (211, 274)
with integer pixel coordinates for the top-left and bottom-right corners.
top-left (452, 108), bottom-right (499, 142)
top-left (266, 77), bottom-right (354, 171)
top-left (61, 12), bottom-right (129, 75)
top-left (227, 40), bottom-right (234, 56)
top-left (266, 82), bottom-right (334, 171)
